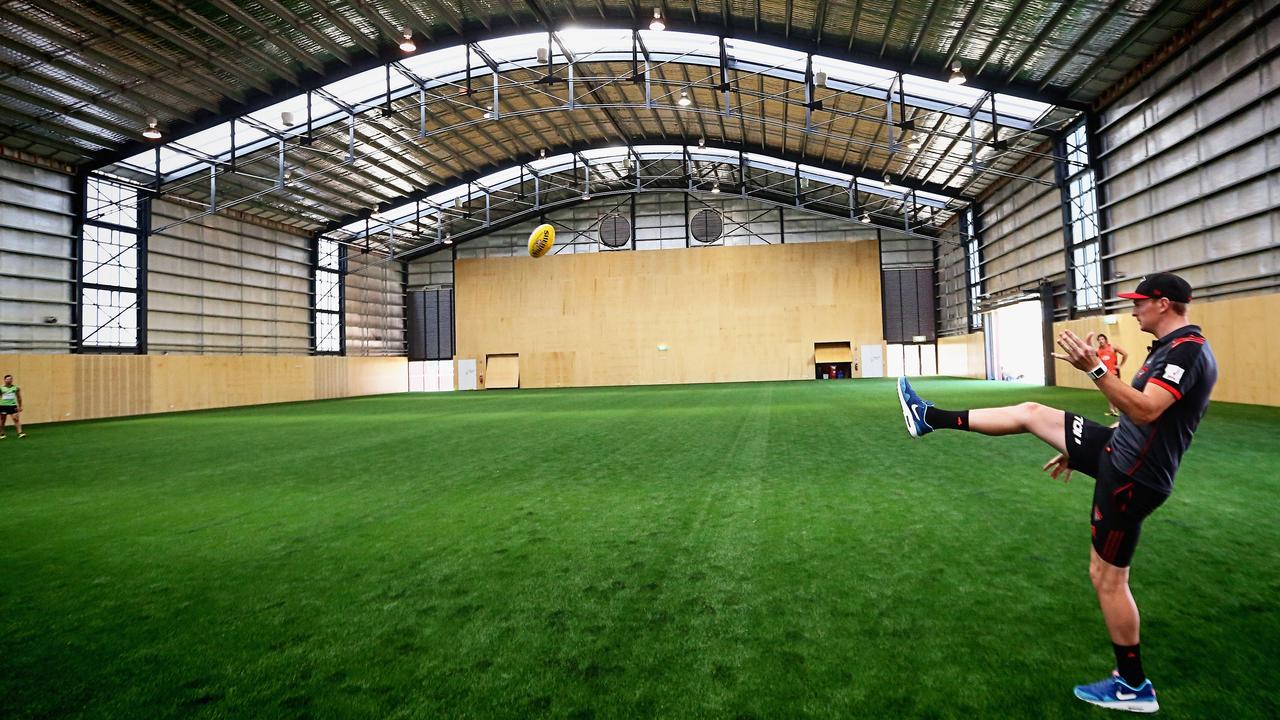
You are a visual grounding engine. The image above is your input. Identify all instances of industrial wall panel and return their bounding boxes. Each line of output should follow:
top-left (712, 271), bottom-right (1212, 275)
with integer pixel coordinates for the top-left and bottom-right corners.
top-left (345, 251), bottom-right (406, 357)
top-left (975, 157), bottom-right (1066, 305)
top-left (148, 200), bottom-right (312, 354)
top-left (0, 158), bottom-right (74, 353)
top-left (1098, 0), bottom-right (1279, 305)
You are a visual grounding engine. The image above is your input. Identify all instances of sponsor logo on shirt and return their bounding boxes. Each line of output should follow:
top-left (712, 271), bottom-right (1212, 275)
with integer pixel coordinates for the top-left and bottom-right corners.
top-left (1162, 364), bottom-right (1184, 383)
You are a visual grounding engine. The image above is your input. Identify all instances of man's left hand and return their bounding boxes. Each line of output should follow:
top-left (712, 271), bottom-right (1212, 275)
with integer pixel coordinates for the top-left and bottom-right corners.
top-left (1051, 330), bottom-right (1099, 372)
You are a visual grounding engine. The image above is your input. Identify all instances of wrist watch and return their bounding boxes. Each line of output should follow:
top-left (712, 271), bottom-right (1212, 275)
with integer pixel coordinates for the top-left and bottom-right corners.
top-left (1087, 363), bottom-right (1108, 380)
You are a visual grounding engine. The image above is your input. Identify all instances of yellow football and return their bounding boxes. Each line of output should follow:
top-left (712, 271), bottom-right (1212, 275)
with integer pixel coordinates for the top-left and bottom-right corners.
top-left (528, 223), bottom-right (555, 258)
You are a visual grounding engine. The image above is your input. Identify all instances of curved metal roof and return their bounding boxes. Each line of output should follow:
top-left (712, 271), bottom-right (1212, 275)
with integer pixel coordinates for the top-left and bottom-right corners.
top-left (1, 0), bottom-right (1225, 242)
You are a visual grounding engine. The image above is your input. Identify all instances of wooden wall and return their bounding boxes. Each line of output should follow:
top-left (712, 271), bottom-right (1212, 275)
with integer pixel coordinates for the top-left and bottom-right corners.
top-left (1052, 293), bottom-right (1276, 406)
top-left (456, 240), bottom-right (883, 388)
top-left (1, 355), bottom-right (408, 425)
top-left (937, 332), bottom-right (987, 379)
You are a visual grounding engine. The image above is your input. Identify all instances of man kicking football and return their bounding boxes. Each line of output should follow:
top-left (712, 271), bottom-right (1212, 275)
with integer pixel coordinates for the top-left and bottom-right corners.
top-left (896, 272), bottom-right (1216, 714)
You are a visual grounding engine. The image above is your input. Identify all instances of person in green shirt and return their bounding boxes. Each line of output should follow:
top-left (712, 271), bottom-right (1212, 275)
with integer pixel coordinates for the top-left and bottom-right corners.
top-left (0, 374), bottom-right (24, 439)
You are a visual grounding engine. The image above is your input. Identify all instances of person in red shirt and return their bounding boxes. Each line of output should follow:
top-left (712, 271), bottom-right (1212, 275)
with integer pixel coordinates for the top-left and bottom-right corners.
top-left (1096, 334), bottom-right (1129, 415)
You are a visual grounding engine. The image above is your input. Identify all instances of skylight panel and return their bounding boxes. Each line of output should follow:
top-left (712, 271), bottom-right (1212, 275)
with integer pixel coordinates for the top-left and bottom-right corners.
top-left (811, 56), bottom-right (896, 93)
top-left (638, 30), bottom-right (719, 62)
top-left (400, 45), bottom-right (470, 82)
top-left (555, 28), bottom-right (634, 62)
top-left (901, 75), bottom-right (986, 113)
top-left (727, 38), bottom-right (806, 76)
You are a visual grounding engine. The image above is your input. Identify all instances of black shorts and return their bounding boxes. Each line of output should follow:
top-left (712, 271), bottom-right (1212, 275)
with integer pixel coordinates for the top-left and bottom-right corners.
top-left (0, 406), bottom-right (17, 415)
top-left (1064, 412), bottom-right (1169, 568)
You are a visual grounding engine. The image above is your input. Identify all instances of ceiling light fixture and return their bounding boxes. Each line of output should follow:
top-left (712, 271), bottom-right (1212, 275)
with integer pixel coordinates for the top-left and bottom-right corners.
top-left (280, 111), bottom-right (295, 127)
top-left (142, 116), bottom-right (162, 140)
top-left (948, 61), bottom-right (966, 85)
top-left (537, 46), bottom-right (549, 64)
top-left (698, 137), bottom-right (705, 148)
top-left (649, 8), bottom-right (665, 31)
top-left (540, 148), bottom-right (547, 159)
top-left (860, 212), bottom-right (870, 223)
top-left (677, 89), bottom-right (691, 107)
top-left (399, 29), bottom-right (416, 53)
top-left (711, 182), bottom-right (720, 194)
top-left (814, 70), bottom-right (828, 88)
top-left (443, 233), bottom-right (453, 245)
top-left (483, 105), bottom-right (493, 119)
top-left (581, 192), bottom-right (591, 201)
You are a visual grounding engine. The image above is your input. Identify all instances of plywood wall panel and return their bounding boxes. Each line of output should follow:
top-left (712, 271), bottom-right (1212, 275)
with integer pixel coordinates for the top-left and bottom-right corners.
top-left (456, 241), bottom-right (883, 389)
top-left (1052, 293), bottom-right (1277, 406)
top-left (4, 355), bottom-right (407, 425)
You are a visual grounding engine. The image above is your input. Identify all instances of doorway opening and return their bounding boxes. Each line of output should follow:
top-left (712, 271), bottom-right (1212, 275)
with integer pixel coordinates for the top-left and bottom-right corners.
top-left (988, 299), bottom-right (1045, 385)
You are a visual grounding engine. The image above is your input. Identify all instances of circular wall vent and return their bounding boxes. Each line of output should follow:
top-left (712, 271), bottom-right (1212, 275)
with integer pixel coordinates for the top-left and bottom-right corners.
top-left (598, 213), bottom-right (631, 248)
top-left (690, 208), bottom-right (723, 244)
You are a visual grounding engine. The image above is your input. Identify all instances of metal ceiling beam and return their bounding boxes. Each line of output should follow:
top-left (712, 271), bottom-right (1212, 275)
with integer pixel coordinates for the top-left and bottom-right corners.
top-left (203, 0), bottom-right (328, 73)
top-left (1002, 1), bottom-right (1084, 85)
top-left (315, 135), bottom-right (969, 237)
top-left (971, 0), bottom-right (1035, 78)
top-left (0, 11), bottom-right (225, 112)
top-left (1064, 0), bottom-right (1188, 96)
top-left (907, 1), bottom-right (947, 65)
top-left (18, 0), bottom-right (243, 106)
top-left (256, 0), bottom-right (358, 62)
top-left (0, 112), bottom-right (108, 153)
top-left (0, 77), bottom-right (147, 140)
top-left (1035, 0), bottom-right (1131, 92)
top-left (291, 0), bottom-right (379, 56)
top-left (143, 0), bottom-right (296, 93)
top-left (942, 0), bottom-right (987, 71)
top-left (376, 0), bottom-right (438, 42)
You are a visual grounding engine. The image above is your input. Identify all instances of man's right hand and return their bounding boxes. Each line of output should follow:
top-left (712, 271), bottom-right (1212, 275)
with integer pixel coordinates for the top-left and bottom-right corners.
top-left (1043, 453), bottom-right (1073, 484)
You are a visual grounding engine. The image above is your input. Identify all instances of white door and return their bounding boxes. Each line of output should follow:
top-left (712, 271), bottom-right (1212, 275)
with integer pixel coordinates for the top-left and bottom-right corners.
top-left (860, 344), bottom-right (884, 378)
top-left (457, 359), bottom-right (478, 390)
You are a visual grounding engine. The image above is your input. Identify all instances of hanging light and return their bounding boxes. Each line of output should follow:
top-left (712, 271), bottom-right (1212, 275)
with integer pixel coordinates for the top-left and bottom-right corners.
top-left (399, 28), bottom-right (416, 53)
top-left (677, 89), bottom-right (691, 107)
top-left (280, 111), bottom-right (295, 127)
top-left (649, 8), bottom-right (665, 31)
top-left (860, 212), bottom-right (870, 223)
top-left (581, 192), bottom-right (591, 201)
top-left (142, 116), bottom-right (162, 140)
top-left (483, 105), bottom-right (493, 119)
top-left (537, 46), bottom-right (549, 64)
top-left (443, 233), bottom-right (453, 245)
top-left (948, 61), bottom-right (966, 85)
top-left (814, 70), bottom-right (828, 88)
top-left (539, 148), bottom-right (547, 159)
top-left (711, 182), bottom-right (720, 194)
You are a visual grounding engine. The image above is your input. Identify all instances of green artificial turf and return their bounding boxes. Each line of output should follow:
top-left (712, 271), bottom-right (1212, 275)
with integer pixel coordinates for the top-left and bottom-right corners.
top-left (1, 378), bottom-right (1277, 719)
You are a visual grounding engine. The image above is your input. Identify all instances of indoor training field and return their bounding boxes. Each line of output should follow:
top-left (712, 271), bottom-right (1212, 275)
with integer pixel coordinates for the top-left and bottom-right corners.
top-left (3, 379), bottom-right (1276, 720)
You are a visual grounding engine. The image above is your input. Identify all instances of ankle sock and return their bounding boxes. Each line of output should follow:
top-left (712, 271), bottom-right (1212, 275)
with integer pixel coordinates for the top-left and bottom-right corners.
top-left (1114, 643), bottom-right (1144, 687)
top-left (923, 407), bottom-right (970, 431)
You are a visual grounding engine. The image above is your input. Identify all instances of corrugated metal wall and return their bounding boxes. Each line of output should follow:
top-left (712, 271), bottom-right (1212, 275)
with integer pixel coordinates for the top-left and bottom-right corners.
top-left (938, 156), bottom-right (1065, 335)
top-left (0, 158), bottom-right (74, 353)
top-left (148, 199), bottom-right (312, 354)
top-left (344, 250), bottom-right (406, 356)
top-left (1097, 0), bottom-right (1279, 304)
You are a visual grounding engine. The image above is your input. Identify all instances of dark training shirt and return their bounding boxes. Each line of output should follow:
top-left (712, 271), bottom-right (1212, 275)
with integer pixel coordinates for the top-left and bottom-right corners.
top-left (1108, 324), bottom-right (1218, 494)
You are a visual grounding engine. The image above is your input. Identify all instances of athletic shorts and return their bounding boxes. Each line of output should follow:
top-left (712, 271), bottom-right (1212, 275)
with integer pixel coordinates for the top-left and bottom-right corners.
top-left (1064, 412), bottom-right (1169, 568)
top-left (0, 406), bottom-right (17, 415)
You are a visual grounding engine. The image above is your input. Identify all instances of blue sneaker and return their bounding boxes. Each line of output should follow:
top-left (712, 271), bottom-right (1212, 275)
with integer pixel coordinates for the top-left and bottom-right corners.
top-left (1073, 674), bottom-right (1159, 713)
top-left (896, 376), bottom-right (932, 438)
